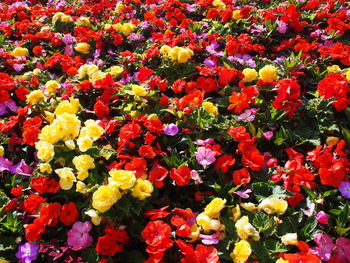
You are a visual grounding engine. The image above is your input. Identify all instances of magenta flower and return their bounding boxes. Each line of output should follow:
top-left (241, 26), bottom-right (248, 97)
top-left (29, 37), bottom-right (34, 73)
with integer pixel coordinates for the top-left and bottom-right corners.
top-left (195, 147), bottom-right (216, 167)
top-left (67, 221), bottom-right (93, 250)
top-left (164, 123), bottom-right (179, 136)
top-left (16, 242), bottom-right (39, 263)
top-left (309, 233), bottom-right (335, 261)
top-left (334, 237), bottom-right (350, 262)
top-left (316, 211), bottom-right (329, 224)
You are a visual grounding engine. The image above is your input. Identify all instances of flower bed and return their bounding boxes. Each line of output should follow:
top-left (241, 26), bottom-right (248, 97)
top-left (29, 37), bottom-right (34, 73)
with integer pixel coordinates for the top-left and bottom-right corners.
top-left (0, 0), bottom-right (350, 262)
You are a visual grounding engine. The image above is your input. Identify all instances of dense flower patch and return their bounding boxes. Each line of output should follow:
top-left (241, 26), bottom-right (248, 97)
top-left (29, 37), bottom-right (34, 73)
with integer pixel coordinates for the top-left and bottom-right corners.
top-left (0, 0), bottom-right (350, 262)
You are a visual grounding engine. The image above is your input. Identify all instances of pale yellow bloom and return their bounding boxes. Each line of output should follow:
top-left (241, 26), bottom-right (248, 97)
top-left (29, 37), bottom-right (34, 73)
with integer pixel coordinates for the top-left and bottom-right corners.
top-left (109, 169), bottom-right (136, 190)
top-left (202, 101), bottom-right (219, 116)
top-left (232, 10), bottom-right (242, 20)
top-left (258, 197), bottom-right (288, 215)
top-left (92, 185), bottom-right (121, 213)
top-left (242, 68), bottom-right (258, 82)
top-left (84, 120), bottom-right (104, 141)
top-left (55, 167), bottom-right (76, 190)
top-left (281, 233), bottom-right (298, 246)
top-left (39, 163), bottom-right (52, 174)
top-left (203, 198), bottom-right (226, 218)
top-left (45, 80), bottom-right (61, 96)
top-left (75, 43), bottom-right (91, 55)
top-left (230, 240), bottom-right (252, 263)
top-left (35, 141), bottom-right (54, 162)
top-left (85, 209), bottom-right (102, 225)
top-left (231, 205), bottom-right (241, 222)
top-left (77, 136), bottom-right (93, 152)
top-left (132, 85), bottom-right (148, 96)
top-left (235, 216), bottom-right (260, 241)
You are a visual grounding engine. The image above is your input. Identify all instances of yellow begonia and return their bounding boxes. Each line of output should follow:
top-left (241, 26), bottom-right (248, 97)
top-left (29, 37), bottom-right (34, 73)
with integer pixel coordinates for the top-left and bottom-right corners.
top-left (109, 169), bottom-right (136, 190)
top-left (327, 65), bottom-right (341, 73)
top-left (60, 14), bottom-right (73, 23)
top-left (242, 68), bottom-right (258, 82)
top-left (75, 43), bottom-right (91, 55)
top-left (76, 17), bottom-right (91, 27)
top-left (188, 223), bottom-right (200, 242)
top-left (202, 101), bottom-right (219, 116)
top-left (35, 141), bottom-right (54, 162)
top-left (85, 120), bottom-right (105, 141)
top-left (132, 179), bottom-right (154, 200)
top-left (235, 216), bottom-right (260, 241)
top-left (240, 202), bottom-right (257, 212)
top-left (26, 90), bottom-right (46, 104)
top-left (326, 136), bottom-right (339, 146)
top-left (11, 47), bottom-right (29, 57)
top-left (85, 209), bottom-right (102, 225)
top-left (65, 140), bottom-right (75, 150)
top-left (76, 181), bottom-right (87, 192)
top-left (177, 49), bottom-right (192, 63)
top-left (55, 167), bottom-right (76, 190)
top-left (92, 185), bottom-right (121, 213)
top-left (196, 213), bottom-right (221, 232)
top-left (54, 98), bottom-right (80, 115)
top-left (160, 45), bottom-right (171, 54)
top-left (259, 65), bottom-right (278, 82)
top-left (230, 240), bottom-right (252, 263)
top-left (281, 233), bottom-right (298, 246)
top-left (276, 259), bottom-right (289, 263)
top-left (56, 113), bottom-right (81, 141)
top-left (73, 154), bottom-right (95, 180)
top-left (109, 66), bottom-right (124, 77)
top-left (232, 10), bottom-right (242, 20)
top-left (132, 85), bottom-right (148, 96)
top-left (39, 163), bottom-right (52, 174)
top-left (231, 205), bottom-right (241, 222)
top-left (212, 0), bottom-right (226, 10)
top-left (52, 12), bottom-right (64, 24)
top-left (45, 80), bottom-right (60, 96)
top-left (258, 197), bottom-right (288, 215)
top-left (77, 136), bottom-right (93, 152)
top-left (0, 146), bottom-right (4, 157)
top-left (203, 197), bottom-right (226, 218)
top-left (346, 69), bottom-right (350, 82)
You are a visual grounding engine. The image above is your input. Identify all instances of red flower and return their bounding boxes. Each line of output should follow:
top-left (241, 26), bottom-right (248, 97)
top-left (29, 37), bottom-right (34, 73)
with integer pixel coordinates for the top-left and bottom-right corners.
top-left (317, 73), bottom-right (350, 111)
top-left (10, 185), bottom-right (23, 197)
top-left (171, 215), bottom-right (191, 237)
top-left (238, 139), bottom-right (265, 171)
top-left (25, 218), bottom-right (46, 242)
top-left (40, 202), bottom-right (61, 227)
top-left (105, 225), bottom-right (129, 244)
top-left (137, 67), bottom-right (154, 83)
top-left (233, 168), bottom-right (251, 186)
top-left (215, 154), bottom-right (236, 173)
top-left (149, 166), bottom-right (168, 188)
top-left (94, 100), bottom-right (110, 119)
top-left (23, 194), bottom-right (45, 214)
top-left (228, 126), bottom-right (250, 141)
top-left (141, 220), bottom-right (173, 250)
top-left (195, 245), bottom-right (220, 263)
top-left (144, 206), bottom-right (170, 220)
top-left (96, 235), bottom-right (124, 256)
top-left (59, 202), bottom-right (79, 226)
top-left (170, 166), bottom-right (191, 186)
top-left (119, 122), bottom-right (141, 139)
top-left (139, 145), bottom-right (156, 158)
top-left (125, 157), bottom-right (147, 178)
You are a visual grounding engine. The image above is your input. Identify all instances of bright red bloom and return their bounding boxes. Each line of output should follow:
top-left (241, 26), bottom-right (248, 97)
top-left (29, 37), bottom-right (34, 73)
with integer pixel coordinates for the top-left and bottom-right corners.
top-left (94, 100), bottom-right (110, 119)
top-left (25, 218), bottom-right (46, 242)
top-left (23, 194), bottom-right (45, 214)
top-left (233, 168), bottom-right (251, 186)
top-left (317, 73), bottom-right (350, 111)
top-left (119, 122), bottom-right (141, 139)
top-left (125, 157), bottom-right (147, 178)
top-left (227, 126), bottom-right (250, 141)
top-left (59, 202), bottom-right (79, 226)
top-left (148, 166), bottom-right (168, 188)
top-left (10, 185), bottom-right (23, 197)
top-left (96, 235), bottom-right (124, 256)
top-left (238, 139), bottom-right (265, 171)
top-left (170, 166), bottom-right (191, 186)
top-left (144, 206), bottom-right (170, 220)
top-left (40, 202), bottom-right (61, 227)
top-left (214, 154), bottom-right (236, 173)
top-left (139, 145), bottom-right (156, 158)
top-left (171, 215), bottom-right (191, 237)
top-left (142, 220), bottom-right (172, 247)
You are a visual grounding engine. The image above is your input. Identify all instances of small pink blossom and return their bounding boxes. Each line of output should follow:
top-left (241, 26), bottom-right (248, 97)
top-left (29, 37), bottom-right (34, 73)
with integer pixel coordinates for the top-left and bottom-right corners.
top-left (195, 147), bottom-right (216, 167)
top-left (316, 211), bottom-right (328, 224)
top-left (67, 221), bottom-right (93, 250)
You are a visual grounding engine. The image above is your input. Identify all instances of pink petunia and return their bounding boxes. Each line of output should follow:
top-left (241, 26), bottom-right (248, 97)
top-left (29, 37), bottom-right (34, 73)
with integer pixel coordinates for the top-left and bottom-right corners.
top-left (67, 221), bottom-right (93, 250)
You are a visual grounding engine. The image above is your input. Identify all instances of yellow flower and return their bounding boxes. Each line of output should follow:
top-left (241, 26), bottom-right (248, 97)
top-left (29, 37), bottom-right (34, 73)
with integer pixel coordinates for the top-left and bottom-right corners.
top-left (230, 240), bottom-right (252, 263)
top-left (326, 136), bottom-right (339, 146)
top-left (212, 0), bottom-right (226, 10)
top-left (78, 64), bottom-right (89, 79)
top-left (281, 233), bottom-right (298, 246)
top-left (75, 43), bottom-right (91, 55)
top-left (56, 113), bottom-right (81, 141)
top-left (39, 163), bottom-right (52, 174)
top-left (177, 49), bottom-right (191, 63)
top-left (65, 140), bottom-right (75, 150)
top-left (77, 136), bottom-right (93, 152)
top-left (44, 111), bottom-right (55, 123)
top-left (85, 209), bottom-right (102, 225)
top-left (76, 16), bottom-right (91, 27)
top-left (90, 71), bottom-right (106, 82)
top-left (202, 101), bottom-right (219, 116)
top-left (39, 124), bottom-right (62, 144)
top-left (76, 181), bottom-right (87, 192)
top-left (242, 68), bottom-right (258, 82)
top-left (115, 2), bottom-right (124, 13)
top-left (73, 154), bottom-right (95, 180)
top-left (0, 259), bottom-right (10, 263)
top-left (109, 169), bottom-right (136, 190)
top-left (109, 66), bottom-right (124, 77)
top-left (232, 10), bottom-right (242, 20)
top-left (33, 68), bottom-right (42, 75)
top-left (54, 98), bottom-right (80, 115)
top-left (188, 223), bottom-right (200, 242)
top-left (84, 120), bottom-right (104, 141)
top-left (231, 205), bottom-right (241, 222)
top-left (204, 198), bottom-right (226, 218)
top-left (276, 259), bottom-right (289, 263)
top-left (60, 14), bottom-right (73, 23)
top-left (11, 47), bottom-right (29, 57)
top-left (346, 69), bottom-right (350, 82)
top-left (0, 146), bottom-right (4, 157)
top-left (35, 141), bottom-right (54, 162)
top-left (259, 65), bottom-right (278, 82)
top-left (327, 65), bottom-right (341, 73)
top-left (132, 179), bottom-right (154, 200)
top-left (92, 185), bottom-right (121, 213)
top-left (196, 213), bottom-right (221, 232)
top-left (52, 12), bottom-right (64, 24)
top-left (258, 197), bottom-right (288, 215)
top-left (26, 90), bottom-right (46, 104)
top-left (160, 45), bottom-right (171, 54)
top-left (169, 46), bottom-right (182, 61)
top-left (132, 85), bottom-right (148, 96)
top-left (55, 167), bottom-right (76, 190)
top-left (121, 23), bottom-right (135, 36)
top-left (235, 216), bottom-right (260, 241)
top-left (240, 202), bottom-right (257, 212)
top-left (45, 80), bottom-right (61, 96)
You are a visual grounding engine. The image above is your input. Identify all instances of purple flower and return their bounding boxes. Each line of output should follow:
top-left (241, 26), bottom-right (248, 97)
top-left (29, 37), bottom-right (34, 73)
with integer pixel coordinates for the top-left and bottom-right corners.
top-left (0, 156), bottom-right (13, 172)
top-left (276, 20), bottom-right (288, 33)
top-left (309, 233), bottom-right (335, 261)
top-left (13, 64), bottom-right (25, 72)
top-left (194, 138), bottom-right (214, 146)
top-left (237, 108), bottom-right (259, 122)
top-left (67, 221), bottom-right (93, 250)
top-left (16, 242), bottom-right (39, 263)
top-left (234, 189), bottom-right (252, 199)
top-left (61, 34), bottom-right (76, 46)
top-left (338, 181), bottom-right (350, 198)
top-left (199, 231), bottom-right (221, 245)
top-left (164, 123), bottom-right (179, 136)
top-left (195, 147), bottom-right (216, 167)
top-left (10, 160), bottom-right (33, 176)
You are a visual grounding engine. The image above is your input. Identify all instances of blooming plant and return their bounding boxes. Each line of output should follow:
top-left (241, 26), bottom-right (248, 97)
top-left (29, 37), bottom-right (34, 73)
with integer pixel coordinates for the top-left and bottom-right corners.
top-left (0, 0), bottom-right (349, 262)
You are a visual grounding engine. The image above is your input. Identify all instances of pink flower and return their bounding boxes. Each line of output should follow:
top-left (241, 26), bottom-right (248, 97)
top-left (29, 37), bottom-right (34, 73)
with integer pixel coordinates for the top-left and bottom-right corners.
top-left (334, 237), bottom-right (350, 263)
top-left (67, 221), bottom-right (93, 250)
top-left (316, 211), bottom-right (328, 224)
top-left (309, 233), bottom-right (335, 261)
top-left (195, 147), bottom-right (216, 167)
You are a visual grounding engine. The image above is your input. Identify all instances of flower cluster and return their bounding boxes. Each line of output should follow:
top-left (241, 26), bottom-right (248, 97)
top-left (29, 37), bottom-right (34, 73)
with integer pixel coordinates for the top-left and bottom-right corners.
top-left (0, 0), bottom-right (349, 262)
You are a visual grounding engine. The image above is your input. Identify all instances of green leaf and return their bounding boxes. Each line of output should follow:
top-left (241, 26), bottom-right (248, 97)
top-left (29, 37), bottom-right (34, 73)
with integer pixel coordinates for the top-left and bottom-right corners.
top-left (253, 210), bottom-right (270, 231)
top-left (264, 239), bottom-right (288, 253)
top-left (270, 185), bottom-right (293, 199)
top-left (342, 127), bottom-right (350, 146)
top-left (251, 241), bottom-right (273, 263)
